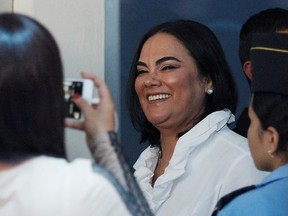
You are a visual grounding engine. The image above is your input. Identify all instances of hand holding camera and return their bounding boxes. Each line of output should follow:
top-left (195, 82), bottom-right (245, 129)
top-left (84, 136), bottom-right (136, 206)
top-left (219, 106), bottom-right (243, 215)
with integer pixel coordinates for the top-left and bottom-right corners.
top-left (64, 77), bottom-right (95, 120)
top-left (65, 72), bottom-right (115, 138)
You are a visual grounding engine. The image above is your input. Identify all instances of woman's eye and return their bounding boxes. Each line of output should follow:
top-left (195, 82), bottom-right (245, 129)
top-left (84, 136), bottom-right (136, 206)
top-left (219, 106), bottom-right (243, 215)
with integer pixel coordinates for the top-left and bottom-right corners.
top-left (161, 65), bottom-right (176, 71)
top-left (136, 69), bottom-right (147, 75)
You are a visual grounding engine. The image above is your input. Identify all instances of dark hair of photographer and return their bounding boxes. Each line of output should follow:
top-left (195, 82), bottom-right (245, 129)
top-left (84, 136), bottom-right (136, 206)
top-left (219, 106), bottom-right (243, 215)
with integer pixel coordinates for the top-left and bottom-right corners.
top-left (0, 13), bottom-right (65, 162)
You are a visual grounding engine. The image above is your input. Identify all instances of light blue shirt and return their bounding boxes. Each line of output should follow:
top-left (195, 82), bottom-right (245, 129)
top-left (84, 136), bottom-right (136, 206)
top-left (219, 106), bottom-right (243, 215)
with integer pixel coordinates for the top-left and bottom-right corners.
top-left (218, 164), bottom-right (288, 216)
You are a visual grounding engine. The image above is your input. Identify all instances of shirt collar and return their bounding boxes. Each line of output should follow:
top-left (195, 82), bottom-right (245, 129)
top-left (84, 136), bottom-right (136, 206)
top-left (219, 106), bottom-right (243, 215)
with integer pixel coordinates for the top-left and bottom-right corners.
top-left (257, 164), bottom-right (288, 187)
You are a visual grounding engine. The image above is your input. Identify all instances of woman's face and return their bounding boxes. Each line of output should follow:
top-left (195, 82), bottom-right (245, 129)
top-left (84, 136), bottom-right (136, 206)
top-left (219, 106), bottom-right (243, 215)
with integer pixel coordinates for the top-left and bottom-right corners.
top-left (248, 97), bottom-right (272, 171)
top-left (135, 33), bottom-right (212, 133)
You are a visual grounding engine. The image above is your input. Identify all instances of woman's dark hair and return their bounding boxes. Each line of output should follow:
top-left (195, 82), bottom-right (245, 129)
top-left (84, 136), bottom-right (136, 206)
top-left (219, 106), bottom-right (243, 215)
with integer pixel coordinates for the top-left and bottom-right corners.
top-left (252, 93), bottom-right (288, 153)
top-left (0, 13), bottom-right (65, 162)
top-left (126, 19), bottom-right (237, 145)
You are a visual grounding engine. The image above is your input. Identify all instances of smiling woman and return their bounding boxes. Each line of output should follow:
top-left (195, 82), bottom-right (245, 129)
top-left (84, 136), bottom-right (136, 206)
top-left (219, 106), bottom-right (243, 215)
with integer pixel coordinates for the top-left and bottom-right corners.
top-left (126, 19), bottom-right (267, 215)
top-left (135, 33), bottom-right (211, 138)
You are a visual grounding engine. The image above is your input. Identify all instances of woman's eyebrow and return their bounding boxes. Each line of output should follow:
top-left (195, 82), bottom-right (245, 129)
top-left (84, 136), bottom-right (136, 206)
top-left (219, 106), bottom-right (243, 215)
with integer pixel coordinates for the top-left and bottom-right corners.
top-left (156, 56), bottom-right (182, 65)
top-left (137, 56), bottom-right (182, 68)
top-left (136, 61), bottom-right (147, 67)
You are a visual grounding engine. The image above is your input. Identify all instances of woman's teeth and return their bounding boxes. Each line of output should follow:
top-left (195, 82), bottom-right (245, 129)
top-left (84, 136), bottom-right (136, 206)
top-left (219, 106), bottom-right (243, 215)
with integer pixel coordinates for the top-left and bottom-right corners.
top-left (148, 94), bottom-right (171, 101)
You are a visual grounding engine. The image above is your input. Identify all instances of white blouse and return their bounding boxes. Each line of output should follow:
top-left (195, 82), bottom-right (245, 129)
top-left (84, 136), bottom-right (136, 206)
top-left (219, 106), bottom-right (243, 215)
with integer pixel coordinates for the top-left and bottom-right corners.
top-left (0, 156), bottom-right (131, 216)
top-left (134, 110), bottom-right (267, 216)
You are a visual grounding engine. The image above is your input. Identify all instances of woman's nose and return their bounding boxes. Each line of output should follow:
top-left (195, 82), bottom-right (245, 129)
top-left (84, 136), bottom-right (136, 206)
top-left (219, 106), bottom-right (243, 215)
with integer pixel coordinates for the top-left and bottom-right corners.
top-left (144, 72), bottom-right (161, 87)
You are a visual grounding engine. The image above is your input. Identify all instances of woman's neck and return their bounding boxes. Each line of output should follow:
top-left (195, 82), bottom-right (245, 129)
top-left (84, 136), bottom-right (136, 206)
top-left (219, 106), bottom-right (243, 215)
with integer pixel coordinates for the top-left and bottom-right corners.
top-left (159, 133), bottom-right (178, 159)
top-left (152, 133), bottom-right (179, 186)
top-left (271, 153), bottom-right (288, 170)
top-left (0, 162), bottom-right (19, 171)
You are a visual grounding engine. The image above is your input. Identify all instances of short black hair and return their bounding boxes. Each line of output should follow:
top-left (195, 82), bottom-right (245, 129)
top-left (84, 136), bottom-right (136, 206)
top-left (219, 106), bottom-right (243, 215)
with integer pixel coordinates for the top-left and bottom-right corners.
top-left (0, 13), bottom-right (65, 162)
top-left (126, 19), bottom-right (237, 145)
top-left (239, 8), bottom-right (288, 66)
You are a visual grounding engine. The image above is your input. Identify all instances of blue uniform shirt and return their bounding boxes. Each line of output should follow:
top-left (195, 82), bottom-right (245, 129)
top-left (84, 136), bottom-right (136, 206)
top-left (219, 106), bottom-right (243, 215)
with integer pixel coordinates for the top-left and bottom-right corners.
top-left (218, 164), bottom-right (288, 216)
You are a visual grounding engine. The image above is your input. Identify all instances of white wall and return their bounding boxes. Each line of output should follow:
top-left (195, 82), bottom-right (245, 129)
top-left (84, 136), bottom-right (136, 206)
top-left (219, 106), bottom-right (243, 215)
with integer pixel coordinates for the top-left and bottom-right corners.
top-left (13, 0), bottom-right (106, 160)
top-left (0, 0), bottom-right (12, 12)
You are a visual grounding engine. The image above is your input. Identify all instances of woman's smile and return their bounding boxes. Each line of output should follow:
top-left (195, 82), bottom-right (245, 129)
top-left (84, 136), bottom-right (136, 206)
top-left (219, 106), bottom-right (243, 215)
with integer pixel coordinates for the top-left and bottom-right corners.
top-left (147, 93), bottom-right (171, 102)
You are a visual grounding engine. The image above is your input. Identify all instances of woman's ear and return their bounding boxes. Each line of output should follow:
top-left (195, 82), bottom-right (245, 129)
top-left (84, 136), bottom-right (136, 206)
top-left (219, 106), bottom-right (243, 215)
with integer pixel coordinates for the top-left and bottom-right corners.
top-left (243, 61), bottom-right (253, 81)
top-left (264, 126), bottom-right (280, 156)
top-left (202, 75), bottom-right (213, 94)
top-left (205, 76), bottom-right (213, 89)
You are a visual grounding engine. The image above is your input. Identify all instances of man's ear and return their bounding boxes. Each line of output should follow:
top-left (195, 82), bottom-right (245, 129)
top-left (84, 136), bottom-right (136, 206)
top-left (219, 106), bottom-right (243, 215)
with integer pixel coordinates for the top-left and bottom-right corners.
top-left (264, 126), bottom-right (280, 155)
top-left (243, 61), bottom-right (253, 81)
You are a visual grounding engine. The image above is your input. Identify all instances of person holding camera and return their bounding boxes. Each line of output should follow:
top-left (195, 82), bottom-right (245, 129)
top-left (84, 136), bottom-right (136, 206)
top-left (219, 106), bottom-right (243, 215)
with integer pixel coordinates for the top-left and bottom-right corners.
top-left (0, 13), bottom-right (152, 216)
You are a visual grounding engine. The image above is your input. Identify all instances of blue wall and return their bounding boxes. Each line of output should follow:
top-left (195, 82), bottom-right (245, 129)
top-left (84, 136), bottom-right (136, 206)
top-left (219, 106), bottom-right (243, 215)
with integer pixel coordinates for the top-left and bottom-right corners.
top-left (119, 1), bottom-right (288, 166)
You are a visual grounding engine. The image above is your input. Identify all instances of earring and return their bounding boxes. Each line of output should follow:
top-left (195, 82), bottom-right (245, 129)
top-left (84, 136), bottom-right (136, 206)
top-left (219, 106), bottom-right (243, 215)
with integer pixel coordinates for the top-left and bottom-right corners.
top-left (206, 88), bottom-right (213, 95)
top-left (267, 150), bottom-right (275, 158)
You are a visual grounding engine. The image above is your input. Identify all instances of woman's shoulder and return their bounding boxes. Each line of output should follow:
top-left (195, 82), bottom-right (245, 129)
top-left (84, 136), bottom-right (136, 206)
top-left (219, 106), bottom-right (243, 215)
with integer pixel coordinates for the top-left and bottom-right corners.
top-left (214, 126), bottom-right (249, 151)
top-left (0, 156), bottom-right (131, 215)
top-left (24, 156), bottom-right (119, 189)
top-left (30, 156), bottom-right (93, 173)
top-left (220, 177), bottom-right (288, 215)
top-left (37, 157), bottom-right (131, 213)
